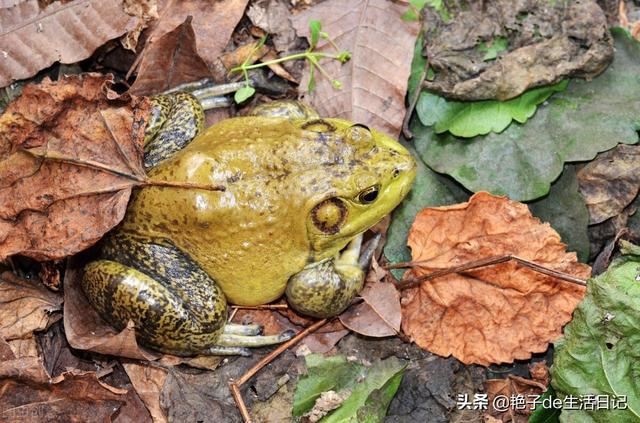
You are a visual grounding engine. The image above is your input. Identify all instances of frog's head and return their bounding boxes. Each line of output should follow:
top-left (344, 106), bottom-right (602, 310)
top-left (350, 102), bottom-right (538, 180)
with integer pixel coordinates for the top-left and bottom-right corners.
top-left (299, 119), bottom-right (416, 261)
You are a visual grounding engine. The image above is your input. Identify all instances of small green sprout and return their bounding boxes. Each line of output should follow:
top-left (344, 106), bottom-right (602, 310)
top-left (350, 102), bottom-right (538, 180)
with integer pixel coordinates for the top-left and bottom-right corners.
top-left (230, 20), bottom-right (351, 103)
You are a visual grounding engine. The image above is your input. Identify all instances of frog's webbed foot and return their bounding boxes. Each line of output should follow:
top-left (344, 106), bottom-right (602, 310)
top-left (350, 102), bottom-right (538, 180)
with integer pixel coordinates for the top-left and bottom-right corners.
top-left (285, 233), bottom-right (380, 318)
top-left (207, 325), bottom-right (296, 356)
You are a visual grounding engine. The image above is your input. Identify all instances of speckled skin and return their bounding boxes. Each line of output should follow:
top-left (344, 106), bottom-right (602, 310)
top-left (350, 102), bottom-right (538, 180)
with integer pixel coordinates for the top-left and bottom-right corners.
top-left (82, 98), bottom-right (416, 355)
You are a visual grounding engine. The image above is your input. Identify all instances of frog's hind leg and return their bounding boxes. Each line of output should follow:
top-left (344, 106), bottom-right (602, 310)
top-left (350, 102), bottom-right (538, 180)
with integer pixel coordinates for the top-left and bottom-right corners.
top-left (82, 233), bottom-right (294, 356)
top-left (143, 92), bottom-right (205, 169)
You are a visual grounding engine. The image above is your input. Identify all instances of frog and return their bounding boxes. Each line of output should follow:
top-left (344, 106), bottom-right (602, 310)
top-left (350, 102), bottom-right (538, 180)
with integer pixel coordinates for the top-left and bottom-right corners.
top-left (81, 92), bottom-right (416, 356)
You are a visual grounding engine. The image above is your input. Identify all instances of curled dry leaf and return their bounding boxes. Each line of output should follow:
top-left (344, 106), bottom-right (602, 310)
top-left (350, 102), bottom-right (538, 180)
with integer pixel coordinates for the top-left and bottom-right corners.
top-left (129, 16), bottom-right (212, 96)
top-left (290, 0), bottom-right (420, 138)
top-left (485, 373), bottom-right (548, 422)
top-left (339, 281), bottom-right (401, 337)
top-left (0, 0), bottom-right (137, 88)
top-left (0, 272), bottom-right (62, 341)
top-left (0, 73), bottom-right (150, 261)
top-left (122, 361), bottom-right (169, 423)
top-left (138, 0), bottom-right (250, 73)
top-left (577, 144), bottom-right (640, 224)
top-left (0, 359), bottom-right (128, 422)
top-left (402, 192), bottom-right (590, 366)
top-left (63, 261), bottom-right (161, 361)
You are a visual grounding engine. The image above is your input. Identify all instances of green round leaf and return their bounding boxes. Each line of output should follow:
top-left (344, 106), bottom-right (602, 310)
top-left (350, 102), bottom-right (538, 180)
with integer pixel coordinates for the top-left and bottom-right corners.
top-left (233, 85), bottom-right (255, 104)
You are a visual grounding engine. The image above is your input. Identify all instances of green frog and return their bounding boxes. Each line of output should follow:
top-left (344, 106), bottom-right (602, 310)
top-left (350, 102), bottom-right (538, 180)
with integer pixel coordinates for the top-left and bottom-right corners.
top-left (82, 93), bottom-right (416, 356)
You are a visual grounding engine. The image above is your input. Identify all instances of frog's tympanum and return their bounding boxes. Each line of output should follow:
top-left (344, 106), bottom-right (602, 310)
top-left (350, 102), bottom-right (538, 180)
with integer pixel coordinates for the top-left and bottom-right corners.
top-left (82, 94), bottom-right (416, 356)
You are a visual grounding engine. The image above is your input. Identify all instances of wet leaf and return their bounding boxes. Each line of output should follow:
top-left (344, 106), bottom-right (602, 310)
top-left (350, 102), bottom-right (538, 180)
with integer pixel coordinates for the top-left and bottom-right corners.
top-left (413, 29), bottom-right (640, 201)
top-left (140, 0), bottom-right (249, 72)
top-left (402, 192), bottom-right (590, 365)
top-left (339, 281), bottom-right (401, 337)
top-left (0, 272), bottom-right (62, 341)
top-left (0, 0), bottom-right (136, 88)
top-left (577, 144), bottom-right (640, 224)
top-left (293, 354), bottom-right (406, 421)
top-left (416, 80), bottom-right (567, 138)
top-left (129, 16), bottom-right (212, 96)
top-left (0, 74), bottom-right (150, 261)
top-left (291, 0), bottom-right (420, 137)
top-left (551, 241), bottom-right (640, 422)
top-left (529, 164), bottom-right (590, 262)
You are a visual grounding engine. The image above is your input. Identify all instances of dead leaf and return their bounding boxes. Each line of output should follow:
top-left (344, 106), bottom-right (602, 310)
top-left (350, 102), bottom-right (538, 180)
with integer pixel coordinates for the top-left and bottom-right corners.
top-left (139, 0), bottom-right (249, 72)
top-left (247, 0), bottom-right (298, 52)
top-left (6, 338), bottom-right (39, 359)
top-left (422, 0), bottom-right (613, 100)
top-left (122, 361), bottom-right (169, 423)
top-left (0, 360), bottom-right (128, 422)
top-left (485, 372), bottom-right (548, 422)
top-left (291, 0), bottom-right (420, 137)
top-left (63, 260), bottom-right (161, 361)
top-left (129, 16), bottom-right (212, 96)
top-left (0, 272), bottom-right (62, 340)
top-left (122, 0), bottom-right (160, 51)
top-left (339, 281), bottom-right (401, 337)
top-left (402, 192), bottom-right (590, 366)
top-left (0, 0), bottom-right (137, 87)
top-left (578, 144), bottom-right (640, 224)
top-left (219, 41), bottom-right (269, 73)
top-left (0, 73), bottom-right (150, 261)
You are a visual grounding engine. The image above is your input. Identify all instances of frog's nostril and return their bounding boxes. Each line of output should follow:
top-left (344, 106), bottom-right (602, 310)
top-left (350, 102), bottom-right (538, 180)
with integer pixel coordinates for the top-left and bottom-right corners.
top-left (392, 168), bottom-right (401, 178)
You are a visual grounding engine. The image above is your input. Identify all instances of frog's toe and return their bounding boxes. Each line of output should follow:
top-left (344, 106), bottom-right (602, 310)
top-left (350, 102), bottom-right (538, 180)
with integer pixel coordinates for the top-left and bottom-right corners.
top-left (216, 330), bottom-right (295, 348)
top-left (208, 346), bottom-right (252, 356)
top-left (223, 323), bottom-right (262, 336)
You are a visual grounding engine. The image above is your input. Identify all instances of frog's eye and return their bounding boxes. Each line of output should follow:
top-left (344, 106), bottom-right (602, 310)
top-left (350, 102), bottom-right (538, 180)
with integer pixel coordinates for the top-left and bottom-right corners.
top-left (348, 124), bottom-right (372, 142)
top-left (311, 198), bottom-right (347, 234)
top-left (357, 185), bottom-right (380, 204)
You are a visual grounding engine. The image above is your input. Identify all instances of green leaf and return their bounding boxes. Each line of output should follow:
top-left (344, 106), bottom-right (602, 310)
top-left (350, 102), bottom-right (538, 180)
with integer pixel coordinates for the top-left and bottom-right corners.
top-left (407, 32), bottom-right (427, 99)
top-left (293, 354), bottom-right (406, 422)
top-left (551, 246), bottom-right (640, 422)
top-left (413, 30), bottom-right (640, 201)
top-left (529, 387), bottom-right (561, 423)
top-left (233, 85), bottom-right (255, 103)
top-left (477, 36), bottom-right (508, 61)
top-left (308, 66), bottom-right (316, 92)
top-left (401, 9), bottom-right (419, 21)
top-left (384, 140), bottom-right (468, 279)
top-left (309, 20), bottom-right (322, 49)
top-left (416, 80), bottom-right (568, 138)
top-left (528, 165), bottom-right (590, 262)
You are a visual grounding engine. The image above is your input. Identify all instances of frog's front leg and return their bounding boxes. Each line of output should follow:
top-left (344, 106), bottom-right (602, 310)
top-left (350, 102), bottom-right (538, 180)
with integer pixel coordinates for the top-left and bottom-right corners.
top-left (285, 234), bottom-right (378, 318)
top-left (82, 233), bottom-right (293, 356)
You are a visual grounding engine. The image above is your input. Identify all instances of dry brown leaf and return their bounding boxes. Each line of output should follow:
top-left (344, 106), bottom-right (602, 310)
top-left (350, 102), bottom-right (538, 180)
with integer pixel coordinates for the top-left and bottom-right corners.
top-left (402, 192), bottom-right (590, 366)
top-left (0, 272), bottom-right (62, 341)
top-left (247, 0), bottom-right (297, 52)
top-left (290, 0), bottom-right (420, 137)
top-left (122, 0), bottom-right (160, 51)
top-left (485, 372), bottom-right (548, 422)
top-left (63, 260), bottom-right (161, 361)
top-left (339, 281), bottom-right (401, 337)
top-left (140, 0), bottom-right (249, 71)
top-left (0, 73), bottom-right (150, 261)
top-left (122, 361), bottom-right (168, 423)
top-left (578, 144), bottom-right (640, 224)
top-left (219, 41), bottom-right (270, 73)
top-left (0, 0), bottom-right (137, 88)
top-left (129, 16), bottom-right (212, 96)
top-left (0, 359), bottom-right (127, 422)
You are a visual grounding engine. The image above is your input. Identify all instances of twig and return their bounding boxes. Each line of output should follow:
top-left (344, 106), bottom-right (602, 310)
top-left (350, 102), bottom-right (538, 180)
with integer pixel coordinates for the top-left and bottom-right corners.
top-left (140, 178), bottom-right (226, 192)
top-left (402, 58), bottom-right (429, 139)
top-left (391, 255), bottom-right (587, 290)
top-left (229, 318), bottom-right (328, 423)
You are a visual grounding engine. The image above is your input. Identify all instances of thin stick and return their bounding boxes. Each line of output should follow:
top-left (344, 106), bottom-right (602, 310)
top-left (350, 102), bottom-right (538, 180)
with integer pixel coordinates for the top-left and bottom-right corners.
top-left (402, 57), bottom-right (429, 139)
top-left (140, 178), bottom-right (226, 192)
top-left (229, 319), bottom-right (328, 422)
top-left (394, 255), bottom-right (587, 290)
